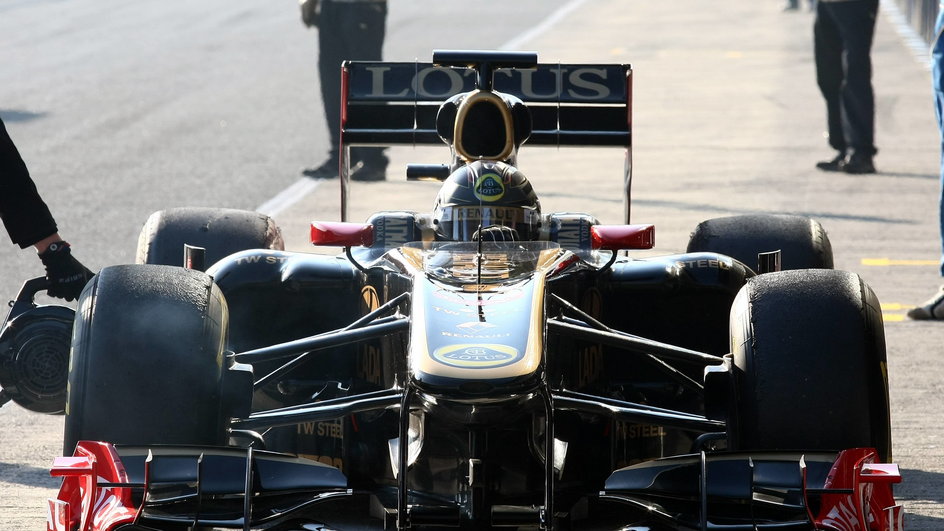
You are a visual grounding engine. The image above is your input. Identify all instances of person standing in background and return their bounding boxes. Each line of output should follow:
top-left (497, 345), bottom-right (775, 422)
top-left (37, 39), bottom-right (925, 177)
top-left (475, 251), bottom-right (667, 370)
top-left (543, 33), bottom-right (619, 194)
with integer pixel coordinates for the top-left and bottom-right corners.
top-left (813, 0), bottom-right (879, 175)
top-left (299, 0), bottom-right (389, 182)
top-left (908, 4), bottom-right (944, 320)
top-left (0, 116), bottom-right (93, 301)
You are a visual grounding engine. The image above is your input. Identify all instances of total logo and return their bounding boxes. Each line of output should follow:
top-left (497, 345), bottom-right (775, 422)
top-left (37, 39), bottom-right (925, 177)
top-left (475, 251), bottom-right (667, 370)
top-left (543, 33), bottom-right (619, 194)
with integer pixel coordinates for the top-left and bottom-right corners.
top-left (432, 344), bottom-right (519, 368)
top-left (473, 173), bottom-right (505, 202)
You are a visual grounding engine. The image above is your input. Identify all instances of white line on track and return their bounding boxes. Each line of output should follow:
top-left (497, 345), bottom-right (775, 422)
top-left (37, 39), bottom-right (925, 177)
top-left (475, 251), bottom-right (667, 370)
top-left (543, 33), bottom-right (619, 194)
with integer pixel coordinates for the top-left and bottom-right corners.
top-left (255, 0), bottom-right (589, 218)
top-left (498, 0), bottom-right (590, 52)
top-left (255, 175), bottom-right (321, 217)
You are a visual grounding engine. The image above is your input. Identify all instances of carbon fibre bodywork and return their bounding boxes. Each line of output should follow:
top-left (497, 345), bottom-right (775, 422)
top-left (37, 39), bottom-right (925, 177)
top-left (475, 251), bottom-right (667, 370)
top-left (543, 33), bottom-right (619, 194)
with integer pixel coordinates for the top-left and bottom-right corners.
top-left (203, 234), bottom-right (748, 467)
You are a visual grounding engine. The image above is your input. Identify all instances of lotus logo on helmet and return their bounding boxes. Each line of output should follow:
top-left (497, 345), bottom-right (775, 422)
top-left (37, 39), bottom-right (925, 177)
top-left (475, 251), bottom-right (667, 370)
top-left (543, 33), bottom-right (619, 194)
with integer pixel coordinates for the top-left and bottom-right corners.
top-left (473, 173), bottom-right (505, 202)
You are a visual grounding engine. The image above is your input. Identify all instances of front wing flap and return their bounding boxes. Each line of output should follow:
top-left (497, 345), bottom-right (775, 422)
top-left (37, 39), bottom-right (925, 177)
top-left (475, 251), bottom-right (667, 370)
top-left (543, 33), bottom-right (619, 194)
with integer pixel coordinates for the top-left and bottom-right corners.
top-left (601, 448), bottom-right (903, 530)
top-left (48, 441), bottom-right (350, 531)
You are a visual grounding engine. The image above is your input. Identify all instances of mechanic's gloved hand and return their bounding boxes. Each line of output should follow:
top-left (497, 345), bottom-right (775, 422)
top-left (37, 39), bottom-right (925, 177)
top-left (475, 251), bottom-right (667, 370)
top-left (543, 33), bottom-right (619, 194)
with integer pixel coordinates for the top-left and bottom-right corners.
top-left (300, 0), bottom-right (319, 27)
top-left (39, 241), bottom-right (94, 302)
top-left (473, 225), bottom-right (519, 242)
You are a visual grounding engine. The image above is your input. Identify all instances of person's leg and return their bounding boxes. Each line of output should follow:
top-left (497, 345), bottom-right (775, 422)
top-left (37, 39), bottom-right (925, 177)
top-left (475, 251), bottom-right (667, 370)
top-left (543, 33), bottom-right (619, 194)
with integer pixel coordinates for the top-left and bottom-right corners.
top-left (346, 2), bottom-right (386, 62)
top-left (832, 0), bottom-right (878, 170)
top-left (347, 2), bottom-right (389, 179)
top-left (318, 2), bottom-right (348, 162)
top-left (906, 9), bottom-right (944, 319)
top-left (933, 9), bottom-right (944, 277)
top-left (814, 2), bottom-right (846, 167)
top-left (307, 2), bottom-right (381, 178)
top-left (302, 2), bottom-right (349, 177)
top-left (935, 88), bottom-right (944, 278)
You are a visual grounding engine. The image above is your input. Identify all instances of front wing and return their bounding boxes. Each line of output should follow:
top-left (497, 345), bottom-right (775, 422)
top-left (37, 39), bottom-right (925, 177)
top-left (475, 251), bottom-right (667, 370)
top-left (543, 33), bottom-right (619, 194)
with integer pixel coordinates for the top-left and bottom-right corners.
top-left (48, 442), bottom-right (901, 531)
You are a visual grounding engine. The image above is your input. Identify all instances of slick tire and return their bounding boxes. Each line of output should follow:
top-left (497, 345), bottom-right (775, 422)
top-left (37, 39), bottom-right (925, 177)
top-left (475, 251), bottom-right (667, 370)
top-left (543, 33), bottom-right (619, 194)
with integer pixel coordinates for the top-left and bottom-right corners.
top-left (729, 269), bottom-right (891, 461)
top-left (64, 265), bottom-right (230, 454)
top-left (687, 214), bottom-right (833, 272)
top-left (136, 207), bottom-right (284, 268)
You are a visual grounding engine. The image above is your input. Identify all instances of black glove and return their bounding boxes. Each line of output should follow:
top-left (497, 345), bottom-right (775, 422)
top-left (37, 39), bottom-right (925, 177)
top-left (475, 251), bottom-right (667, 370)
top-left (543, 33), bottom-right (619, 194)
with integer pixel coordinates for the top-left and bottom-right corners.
top-left (300, 0), bottom-right (319, 27)
top-left (39, 241), bottom-right (94, 302)
top-left (473, 225), bottom-right (520, 242)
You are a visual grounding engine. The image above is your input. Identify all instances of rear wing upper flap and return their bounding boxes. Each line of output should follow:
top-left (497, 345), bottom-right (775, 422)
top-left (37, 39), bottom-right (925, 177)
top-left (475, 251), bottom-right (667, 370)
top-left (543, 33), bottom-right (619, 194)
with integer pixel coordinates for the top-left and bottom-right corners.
top-left (341, 61), bottom-right (633, 148)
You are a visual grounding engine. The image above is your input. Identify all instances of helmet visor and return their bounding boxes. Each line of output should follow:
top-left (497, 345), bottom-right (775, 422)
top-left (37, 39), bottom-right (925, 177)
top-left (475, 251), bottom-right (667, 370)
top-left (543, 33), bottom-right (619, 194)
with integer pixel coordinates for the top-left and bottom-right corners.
top-left (437, 205), bottom-right (540, 241)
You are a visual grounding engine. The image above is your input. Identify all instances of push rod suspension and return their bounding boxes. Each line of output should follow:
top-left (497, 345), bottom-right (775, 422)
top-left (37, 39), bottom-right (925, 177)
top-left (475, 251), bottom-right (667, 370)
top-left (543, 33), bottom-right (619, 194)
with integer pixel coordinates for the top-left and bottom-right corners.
top-left (232, 389), bottom-right (403, 431)
top-left (234, 318), bottom-right (408, 365)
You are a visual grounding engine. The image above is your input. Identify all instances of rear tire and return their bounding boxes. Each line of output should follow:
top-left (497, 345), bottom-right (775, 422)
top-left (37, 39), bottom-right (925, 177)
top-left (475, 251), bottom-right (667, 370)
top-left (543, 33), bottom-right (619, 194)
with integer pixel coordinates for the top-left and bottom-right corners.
top-left (64, 265), bottom-right (230, 454)
top-left (729, 269), bottom-right (891, 461)
top-left (687, 214), bottom-right (833, 271)
top-left (136, 207), bottom-right (284, 267)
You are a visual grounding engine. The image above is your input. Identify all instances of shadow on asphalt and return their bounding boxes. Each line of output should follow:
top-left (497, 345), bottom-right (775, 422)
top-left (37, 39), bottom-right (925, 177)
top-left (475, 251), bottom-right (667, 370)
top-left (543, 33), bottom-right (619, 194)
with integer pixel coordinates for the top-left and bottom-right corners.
top-left (630, 197), bottom-right (911, 225)
top-left (900, 467), bottom-right (944, 499)
top-left (539, 192), bottom-right (913, 225)
top-left (0, 109), bottom-right (47, 123)
top-left (906, 513), bottom-right (944, 529)
top-left (873, 171), bottom-right (939, 180)
top-left (540, 191), bottom-right (623, 203)
top-left (898, 468), bottom-right (944, 528)
top-left (0, 462), bottom-right (58, 489)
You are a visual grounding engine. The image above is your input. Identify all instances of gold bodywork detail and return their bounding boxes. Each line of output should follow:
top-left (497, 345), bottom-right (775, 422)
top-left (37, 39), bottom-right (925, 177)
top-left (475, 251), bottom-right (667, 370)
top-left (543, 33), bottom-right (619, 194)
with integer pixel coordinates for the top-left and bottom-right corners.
top-left (454, 90), bottom-right (515, 162)
top-left (410, 248), bottom-right (567, 381)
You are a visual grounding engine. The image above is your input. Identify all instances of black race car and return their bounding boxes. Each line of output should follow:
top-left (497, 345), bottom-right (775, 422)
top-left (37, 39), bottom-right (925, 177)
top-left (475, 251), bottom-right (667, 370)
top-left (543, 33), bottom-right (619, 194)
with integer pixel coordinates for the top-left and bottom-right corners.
top-left (2, 51), bottom-right (902, 530)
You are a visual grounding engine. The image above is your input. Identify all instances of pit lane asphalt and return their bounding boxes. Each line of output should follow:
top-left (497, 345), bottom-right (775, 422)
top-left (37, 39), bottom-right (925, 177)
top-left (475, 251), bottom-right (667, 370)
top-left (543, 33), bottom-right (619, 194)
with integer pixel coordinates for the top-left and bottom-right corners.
top-left (2, 1), bottom-right (943, 529)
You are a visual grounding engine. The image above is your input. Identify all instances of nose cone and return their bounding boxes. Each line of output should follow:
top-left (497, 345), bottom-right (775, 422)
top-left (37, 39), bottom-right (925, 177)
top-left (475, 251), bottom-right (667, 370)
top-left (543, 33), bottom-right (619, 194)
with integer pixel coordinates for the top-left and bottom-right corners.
top-left (408, 276), bottom-right (544, 396)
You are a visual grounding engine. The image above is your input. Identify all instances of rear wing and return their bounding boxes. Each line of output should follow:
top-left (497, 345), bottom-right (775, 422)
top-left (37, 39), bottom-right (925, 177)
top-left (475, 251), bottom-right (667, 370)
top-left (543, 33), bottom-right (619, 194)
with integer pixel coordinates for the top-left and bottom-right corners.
top-left (339, 58), bottom-right (634, 222)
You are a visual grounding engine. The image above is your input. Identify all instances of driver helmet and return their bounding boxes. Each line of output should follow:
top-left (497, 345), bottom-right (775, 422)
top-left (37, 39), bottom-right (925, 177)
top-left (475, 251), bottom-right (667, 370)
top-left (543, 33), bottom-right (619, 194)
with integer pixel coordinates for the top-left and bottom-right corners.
top-left (432, 160), bottom-right (541, 241)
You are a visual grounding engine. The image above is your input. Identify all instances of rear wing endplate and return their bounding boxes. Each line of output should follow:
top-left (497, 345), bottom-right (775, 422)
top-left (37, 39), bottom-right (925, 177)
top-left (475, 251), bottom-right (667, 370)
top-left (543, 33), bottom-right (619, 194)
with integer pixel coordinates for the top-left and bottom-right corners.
top-left (339, 59), bottom-right (634, 222)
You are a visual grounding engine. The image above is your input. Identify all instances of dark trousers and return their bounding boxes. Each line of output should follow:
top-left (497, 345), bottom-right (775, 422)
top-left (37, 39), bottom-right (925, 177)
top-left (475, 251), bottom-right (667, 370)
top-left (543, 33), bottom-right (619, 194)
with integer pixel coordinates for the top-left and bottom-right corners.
top-left (813, 0), bottom-right (878, 156)
top-left (318, 1), bottom-right (387, 167)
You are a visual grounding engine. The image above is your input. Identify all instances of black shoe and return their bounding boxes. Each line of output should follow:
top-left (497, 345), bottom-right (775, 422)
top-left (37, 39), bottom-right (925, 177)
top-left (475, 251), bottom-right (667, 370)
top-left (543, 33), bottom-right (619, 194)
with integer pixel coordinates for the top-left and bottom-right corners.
top-left (350, 162), bottom-right (387, 182)
top-left (302, 158), bottom-right (340, 179)
top-left (815, 154), bottom-right (844, 172)
top-left (839, 153), bottom-right (876, 174)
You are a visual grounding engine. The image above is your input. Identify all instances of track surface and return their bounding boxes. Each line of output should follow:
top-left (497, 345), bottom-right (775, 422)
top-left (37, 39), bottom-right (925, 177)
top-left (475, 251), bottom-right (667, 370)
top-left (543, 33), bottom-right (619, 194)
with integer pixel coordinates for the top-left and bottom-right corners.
top-left (2, 1), bottom-right (943, 528)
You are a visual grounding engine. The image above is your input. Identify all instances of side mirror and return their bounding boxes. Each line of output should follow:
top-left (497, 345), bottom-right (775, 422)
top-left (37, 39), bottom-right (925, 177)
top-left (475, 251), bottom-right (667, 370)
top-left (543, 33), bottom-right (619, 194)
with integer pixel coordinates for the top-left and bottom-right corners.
top-left (310, 221), bottom-right (374, 247)
top-left (590, 224), bottom-right (655, 251)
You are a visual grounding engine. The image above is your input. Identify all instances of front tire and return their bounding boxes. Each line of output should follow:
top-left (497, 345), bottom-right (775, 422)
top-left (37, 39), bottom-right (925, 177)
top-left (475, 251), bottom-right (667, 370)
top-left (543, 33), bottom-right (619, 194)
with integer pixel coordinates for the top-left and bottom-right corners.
top-left (729, 269), bottom-right (891, 461)
top-left (64, 265), bottom-right (231, 454)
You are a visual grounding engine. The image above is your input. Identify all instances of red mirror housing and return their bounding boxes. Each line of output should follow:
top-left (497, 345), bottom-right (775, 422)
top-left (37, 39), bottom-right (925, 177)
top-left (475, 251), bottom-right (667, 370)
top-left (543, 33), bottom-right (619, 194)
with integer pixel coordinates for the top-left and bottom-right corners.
top-left (310, 221), bottom-right (374, 247)
top-left (591, 224), bottom-right (655, 250)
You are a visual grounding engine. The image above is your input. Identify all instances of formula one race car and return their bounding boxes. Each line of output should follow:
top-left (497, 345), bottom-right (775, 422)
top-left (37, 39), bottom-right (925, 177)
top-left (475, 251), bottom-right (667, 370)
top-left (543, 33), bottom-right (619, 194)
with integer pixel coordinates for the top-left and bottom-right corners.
top-left (0, 51), bottom-right (903, 530)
